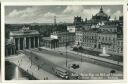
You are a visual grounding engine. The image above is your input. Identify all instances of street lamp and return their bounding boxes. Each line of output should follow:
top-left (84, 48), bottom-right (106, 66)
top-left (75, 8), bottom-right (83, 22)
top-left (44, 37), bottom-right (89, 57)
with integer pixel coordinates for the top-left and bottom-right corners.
top-left (30, 50), bottom-right (32, 68)
top-left (81, 50), bottom-right (82, 63)
top-left (117, 55), bottom-right (119, 64)
top-left (66, 30), bottom-right (68, 67)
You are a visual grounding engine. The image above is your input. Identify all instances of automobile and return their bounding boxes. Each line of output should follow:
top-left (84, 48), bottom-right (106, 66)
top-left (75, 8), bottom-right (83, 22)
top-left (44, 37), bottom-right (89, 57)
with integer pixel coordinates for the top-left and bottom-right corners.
top-left (110, 70), bottom-right (116, 73)
top-left (60, 52), bottom-right (63, 55)
top-left (71, 64), bottom-right (79, 69)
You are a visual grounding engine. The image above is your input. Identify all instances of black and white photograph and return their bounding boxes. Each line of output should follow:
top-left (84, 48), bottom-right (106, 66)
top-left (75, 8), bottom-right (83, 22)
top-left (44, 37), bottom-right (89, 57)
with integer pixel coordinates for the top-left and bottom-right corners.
top-left (0, 2), bottom-right (1, 81)
top-left (4, 5), bottom-right (123, 80)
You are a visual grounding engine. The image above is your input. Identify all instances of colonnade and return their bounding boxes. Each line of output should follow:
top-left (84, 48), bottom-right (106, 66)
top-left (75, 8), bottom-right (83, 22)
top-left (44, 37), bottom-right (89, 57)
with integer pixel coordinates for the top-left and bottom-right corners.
top-left (14, 36), bottom-right (40, 50)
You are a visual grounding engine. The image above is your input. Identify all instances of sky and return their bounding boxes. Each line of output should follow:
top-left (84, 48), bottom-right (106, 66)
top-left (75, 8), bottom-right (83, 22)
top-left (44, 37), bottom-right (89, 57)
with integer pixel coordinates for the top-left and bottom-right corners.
top-left (5, 5), bottom-right (123, 24)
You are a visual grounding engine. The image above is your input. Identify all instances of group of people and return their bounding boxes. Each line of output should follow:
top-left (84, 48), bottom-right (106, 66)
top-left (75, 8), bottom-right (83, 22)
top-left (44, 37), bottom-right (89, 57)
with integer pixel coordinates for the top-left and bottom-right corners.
top-left (44, 77), bottom-right (48, 80)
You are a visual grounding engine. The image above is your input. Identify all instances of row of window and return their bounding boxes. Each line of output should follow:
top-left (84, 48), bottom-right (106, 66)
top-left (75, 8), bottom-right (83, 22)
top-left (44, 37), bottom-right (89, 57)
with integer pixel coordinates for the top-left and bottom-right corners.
top-left (82, 34), bottom-right (117, 43)
top-left (100, 28), bottom-right (117, 32)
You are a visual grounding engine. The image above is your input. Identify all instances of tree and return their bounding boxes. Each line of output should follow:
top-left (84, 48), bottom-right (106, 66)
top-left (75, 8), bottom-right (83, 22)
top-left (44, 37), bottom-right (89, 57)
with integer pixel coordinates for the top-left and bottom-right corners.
top-left (78, 46), bottom-right (83, 50)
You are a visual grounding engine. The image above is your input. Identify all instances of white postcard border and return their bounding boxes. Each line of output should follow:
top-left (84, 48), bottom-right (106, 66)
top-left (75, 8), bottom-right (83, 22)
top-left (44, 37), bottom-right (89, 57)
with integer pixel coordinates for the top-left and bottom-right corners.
top-left (1, 1), bottom-right (128, 84)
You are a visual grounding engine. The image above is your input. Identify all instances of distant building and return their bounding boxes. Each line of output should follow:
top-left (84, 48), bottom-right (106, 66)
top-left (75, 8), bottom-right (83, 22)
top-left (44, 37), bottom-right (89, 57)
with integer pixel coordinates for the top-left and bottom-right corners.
top-left (92, 6), bottom-right (110, 22)
top-left (41, 37), bottom-right (59, 49)
top-left (41, 31), bottom-right (75, 48)
top-left (53, 31), bottom-right (75, 47)
top-left (75, 30), bottom-right (83, 46)
top-left (73, 16), bottom-right (83, 28)
top-left (82, 29), bottom-right (123, 55)
top-left (75, 6), bottom-right (123, 55)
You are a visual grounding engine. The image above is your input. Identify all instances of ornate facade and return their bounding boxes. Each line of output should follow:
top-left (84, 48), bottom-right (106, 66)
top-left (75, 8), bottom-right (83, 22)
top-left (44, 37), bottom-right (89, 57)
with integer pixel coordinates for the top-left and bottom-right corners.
top-left (75, 6), bottom-right (123, 55)
top-left (6, 27), bottom-right (40, 56)
top-left (92, 6), bottom-right (110, 22)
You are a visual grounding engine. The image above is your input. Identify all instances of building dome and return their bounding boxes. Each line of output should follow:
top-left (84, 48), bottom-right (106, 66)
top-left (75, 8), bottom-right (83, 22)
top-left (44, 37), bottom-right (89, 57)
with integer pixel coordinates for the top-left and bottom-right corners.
top-left (95, 6), bottom-right (108, 17)
top-left (92, 6), bottom-right (110, 21)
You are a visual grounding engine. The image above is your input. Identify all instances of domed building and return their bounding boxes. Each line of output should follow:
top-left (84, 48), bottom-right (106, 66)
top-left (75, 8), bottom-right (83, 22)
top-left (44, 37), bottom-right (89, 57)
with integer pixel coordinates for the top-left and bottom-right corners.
top-left (92, 6), bottom-right (110, 22)
top-left (75, 6), bottom-right (123, 56)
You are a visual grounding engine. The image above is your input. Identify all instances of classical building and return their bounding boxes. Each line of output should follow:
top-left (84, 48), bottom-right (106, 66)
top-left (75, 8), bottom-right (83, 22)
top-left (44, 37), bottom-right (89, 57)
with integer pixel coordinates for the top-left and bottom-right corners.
top-left (41, 37), bottom-right (59, 49)
top-left (8, 27), bottom-right (40, 51)
top-left (75, 6), bottom-right (123, 55)
top-left (82, 29), bottom-right (123, 55)
top-left (41, 31), bottom-right (75, 48)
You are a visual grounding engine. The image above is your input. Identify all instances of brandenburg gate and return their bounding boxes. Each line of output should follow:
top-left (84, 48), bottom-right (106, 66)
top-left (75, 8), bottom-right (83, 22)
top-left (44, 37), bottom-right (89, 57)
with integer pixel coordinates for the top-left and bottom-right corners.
top-left (10, 27), bottom-right (40, 50)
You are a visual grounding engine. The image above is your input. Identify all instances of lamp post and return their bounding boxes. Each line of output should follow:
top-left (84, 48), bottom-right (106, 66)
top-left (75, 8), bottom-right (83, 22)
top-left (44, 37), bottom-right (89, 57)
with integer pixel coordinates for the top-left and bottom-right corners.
top-left (81, 49), bottom-right (82, 63)
top-left (66, 25), bottom-right (75, 67)
top-left (79, 42), bottom-right (83, 63)
top-left (30, 50), bottom-right (32, 68)
top-left (117, 55), bottom-right (119, 64)
top-left (66, 30), bottom-right (68, 67)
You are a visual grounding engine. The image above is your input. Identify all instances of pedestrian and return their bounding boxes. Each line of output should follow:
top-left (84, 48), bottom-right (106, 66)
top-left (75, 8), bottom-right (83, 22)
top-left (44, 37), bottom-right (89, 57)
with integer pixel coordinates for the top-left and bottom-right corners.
top-left (38, 66), bottom-right (39, 70)
top-left (30, 65), bottom-right (32, 68)
top-left (46, 77), bottom-right (48, 80)
top-left (27, 69), bottom-right (28, 72)
top-left (52, 67), bottom-right (54, 71)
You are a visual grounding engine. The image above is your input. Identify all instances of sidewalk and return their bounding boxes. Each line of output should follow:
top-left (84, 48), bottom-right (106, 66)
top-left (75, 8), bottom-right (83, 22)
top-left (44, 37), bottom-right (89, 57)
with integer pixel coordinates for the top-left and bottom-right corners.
top-left (9, 54), bottom-right (61, 80)
top-left (40, 47), bottom-right (123, 66)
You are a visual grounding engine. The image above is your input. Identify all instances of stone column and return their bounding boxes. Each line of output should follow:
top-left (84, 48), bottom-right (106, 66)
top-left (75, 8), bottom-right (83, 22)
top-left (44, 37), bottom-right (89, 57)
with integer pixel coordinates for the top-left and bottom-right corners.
top-left (49, 41), bottom-right (51, 48)
top-left (29, 37), bottom-right (31, 49)
top-left (18, 38), bottom-right (20, 50)
top-left (6, 48), bottom-right (8, 56)
top-left (33, 37), bottom-right (35, 48)
top-left (13, 38), bottom-right (16, 54)
top-left (23, 37), bottom-right (26, 49)
top-left (11, 48), bottom-right (14, 55)
top-left (15, 38), bottom-right (18, 50)
top-left (13, 38), bottom-right (15, 46)
top-left (38, 37), bottom-right (40, 47)
top-left (10, 48), bottom-right (12, 55)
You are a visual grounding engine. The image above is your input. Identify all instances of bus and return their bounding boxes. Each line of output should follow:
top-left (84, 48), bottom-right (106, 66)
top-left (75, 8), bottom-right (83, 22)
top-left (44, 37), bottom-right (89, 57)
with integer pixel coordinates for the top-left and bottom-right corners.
top-left (54, 66), bottom-right (80, 80)
top-left (54, 67), bottom-right (69, 79)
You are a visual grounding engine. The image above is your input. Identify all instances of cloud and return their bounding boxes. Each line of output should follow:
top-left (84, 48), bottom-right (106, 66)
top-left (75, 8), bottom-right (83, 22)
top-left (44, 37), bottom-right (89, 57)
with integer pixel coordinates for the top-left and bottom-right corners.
top-left (105, 9), bottom-right (111, 15)
top-left (44, 12), bottom-right (56, 17)
top-left (6, 6), bottom-right (123, 23)
top-left (63, 6), bottom-right (99, 20)
top-left (63, 6), bottom-right (112, 20)
top-left (111, 10), bottom-right (122, 19)
top-left (82, 8), bottom-right (99, 19)
top-left (7, 7), bottom-right (39, 18)
top-left (63, 5), bottom-right (84, 14)
top-left (6, 6), bottom-right (56, 23)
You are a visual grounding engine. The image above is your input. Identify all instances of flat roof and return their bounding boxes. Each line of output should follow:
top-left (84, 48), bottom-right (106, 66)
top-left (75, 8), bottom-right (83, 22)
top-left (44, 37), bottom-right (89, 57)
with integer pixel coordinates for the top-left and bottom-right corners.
top-left (10, 30), bottom-right (40, 36)
top-left (42, 37), bottom-right (58, 41)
